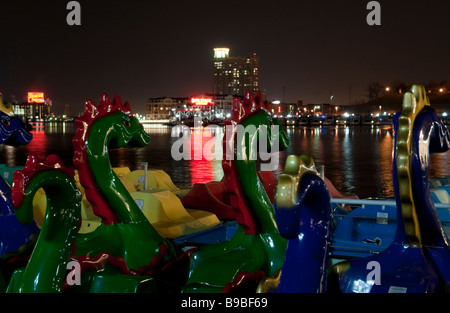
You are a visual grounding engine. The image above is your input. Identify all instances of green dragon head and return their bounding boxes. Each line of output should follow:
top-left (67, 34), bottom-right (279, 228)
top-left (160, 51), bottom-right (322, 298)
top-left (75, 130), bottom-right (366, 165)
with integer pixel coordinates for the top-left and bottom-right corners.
top-left (231, 91), bottom-right (290, 166)
top-left (72, 93), bottom-right (150, 225)
top-left (89, 94), bottom-right (149, 149)
top-left (73, 93), bottom-right (150, 158)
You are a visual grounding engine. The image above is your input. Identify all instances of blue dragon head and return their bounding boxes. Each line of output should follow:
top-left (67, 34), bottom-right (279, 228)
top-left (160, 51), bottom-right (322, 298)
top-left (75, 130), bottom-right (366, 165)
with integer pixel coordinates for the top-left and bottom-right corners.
top-left (0, 98), bottom-right (33, 146)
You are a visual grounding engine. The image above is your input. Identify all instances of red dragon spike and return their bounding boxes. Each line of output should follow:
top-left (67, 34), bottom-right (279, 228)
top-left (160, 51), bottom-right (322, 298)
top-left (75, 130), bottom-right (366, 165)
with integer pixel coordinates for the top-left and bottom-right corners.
top-left (254, 91), bottom-right (263, 106)
top-left (263, 100), bottom-right (271, 112)
top-left (99, 93), bottom-right (112, 108)
top-left (230, 90), bottom-right (271, 124)
top-left (84, 99), bottom-right (99, 120)
top-left (231, 97), bottom-right (243, 123)
top-left (112, 94), bottom-right (122, 107)
top-left (242, 90), bottom-right (253, 111)
top-left (78, 94), bottom-right (133, 126)
top-left (122, 101), bottom-right (132, 116)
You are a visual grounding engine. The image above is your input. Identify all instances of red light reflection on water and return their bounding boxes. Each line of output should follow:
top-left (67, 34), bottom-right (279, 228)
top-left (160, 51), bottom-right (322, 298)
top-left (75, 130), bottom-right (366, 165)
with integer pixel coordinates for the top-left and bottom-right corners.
top-left (24, 126), bottom-right (49, 160)
top-left (188, 128), bottom-right (223, 185)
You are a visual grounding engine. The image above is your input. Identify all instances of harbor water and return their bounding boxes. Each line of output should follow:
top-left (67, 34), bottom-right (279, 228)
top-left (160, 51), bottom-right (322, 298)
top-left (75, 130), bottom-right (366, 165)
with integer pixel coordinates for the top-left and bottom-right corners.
top-left (1, 122), bottom-right (449, 199)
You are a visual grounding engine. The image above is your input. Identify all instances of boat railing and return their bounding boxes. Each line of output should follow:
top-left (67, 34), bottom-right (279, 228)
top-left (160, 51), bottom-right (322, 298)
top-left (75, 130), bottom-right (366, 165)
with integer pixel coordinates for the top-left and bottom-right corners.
top-left (330, 198), bottom-right (450, 210)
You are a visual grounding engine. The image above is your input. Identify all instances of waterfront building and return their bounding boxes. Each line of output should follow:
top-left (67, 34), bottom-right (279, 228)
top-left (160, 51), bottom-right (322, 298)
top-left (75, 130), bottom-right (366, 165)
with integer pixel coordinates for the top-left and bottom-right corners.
top-left (298, 103), bottom-right (336, 116)
top-left (208, 94), bottom-right (234, 118)
top-left (12, 101), bottom-right (52, 122)
top-left (146, 94), bottom-right (236, 121)
top-left (267, 100), bottom-right (306, 117)
top-left (146, 97), bottom-right (187, 120)
top-left (212, 48), bottom-right (259, 97)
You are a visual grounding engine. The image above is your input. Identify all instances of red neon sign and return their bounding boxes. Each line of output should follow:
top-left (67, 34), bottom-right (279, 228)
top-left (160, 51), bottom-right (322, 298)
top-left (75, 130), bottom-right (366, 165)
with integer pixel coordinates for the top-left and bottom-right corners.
top-left (191, 97), bottom-right (213, 106)
top-left (27, 92), bottom-right (45, 103)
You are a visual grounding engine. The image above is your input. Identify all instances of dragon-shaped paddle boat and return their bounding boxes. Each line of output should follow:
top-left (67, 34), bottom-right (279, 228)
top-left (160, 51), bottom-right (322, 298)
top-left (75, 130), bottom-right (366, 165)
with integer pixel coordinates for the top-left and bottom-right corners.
top-left (261, 85), bottom-right (450, 293)
top-left (180, 91), bottom-right (290, 292)
top-left (257, 154), bottom-right (332, 293)
top-left (5, 91), bottom-right (290, 293)
top-left (327, 85), bottom-right (450, 293)
top-left (7, 94), bottom-right (180, 292)
top-left (0, 96), bottom-right (36, 281)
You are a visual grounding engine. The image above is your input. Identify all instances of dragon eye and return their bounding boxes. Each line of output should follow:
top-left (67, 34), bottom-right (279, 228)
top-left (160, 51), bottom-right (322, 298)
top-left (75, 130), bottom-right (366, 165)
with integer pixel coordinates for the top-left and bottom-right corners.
top-left (1, 118), bottom-right (10, 127)
top-left (123, 119), bottom-right (131, 128)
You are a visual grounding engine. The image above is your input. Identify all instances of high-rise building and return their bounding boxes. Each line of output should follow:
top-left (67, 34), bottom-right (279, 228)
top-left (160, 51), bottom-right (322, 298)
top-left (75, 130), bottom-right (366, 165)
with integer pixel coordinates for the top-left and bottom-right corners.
top-left (212, 48), bottom-right (259, 97)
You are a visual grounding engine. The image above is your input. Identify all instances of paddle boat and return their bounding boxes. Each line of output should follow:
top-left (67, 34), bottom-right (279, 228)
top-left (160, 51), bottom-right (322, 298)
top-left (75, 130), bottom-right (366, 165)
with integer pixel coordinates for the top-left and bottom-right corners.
top-left (31, 127), bottom-right (221, 239)
top-left (263, 85), bottom-right (450, 293)
top-left (7, 94), bottom-right (180, 292)
top-left (70, 165), bottom-right (221, 239)
top-left (4, 91), bottom-right (291, 293)
top-left (329, 85), bottom-right (450, 293)
top-left (329, 87), bottom-right (450, 262)
top-left (0, 97), bottom-right (37, 258)
top-left (6, 85), bottom-right (450, 294)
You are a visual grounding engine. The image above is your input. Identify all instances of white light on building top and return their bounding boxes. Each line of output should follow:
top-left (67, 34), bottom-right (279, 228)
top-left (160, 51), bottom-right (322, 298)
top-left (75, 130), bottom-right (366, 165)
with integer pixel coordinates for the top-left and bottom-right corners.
top-left (214, 48), bottom-right (229, 59)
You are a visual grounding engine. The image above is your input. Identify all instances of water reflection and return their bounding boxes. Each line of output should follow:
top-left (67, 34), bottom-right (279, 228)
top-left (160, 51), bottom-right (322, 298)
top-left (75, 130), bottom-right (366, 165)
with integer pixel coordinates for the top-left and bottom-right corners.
top-left (169, 126), bottom-right (224, 185)
top-left (0, 122), bottom-right (448, 199)
top-left (281, 124), bottom-right (449, 199)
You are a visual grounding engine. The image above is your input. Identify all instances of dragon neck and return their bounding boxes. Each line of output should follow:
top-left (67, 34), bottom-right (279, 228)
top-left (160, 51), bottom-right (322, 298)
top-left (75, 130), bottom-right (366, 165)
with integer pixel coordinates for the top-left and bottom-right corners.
top-left (10, 157), bottom-right (80, 293)
top-left (75, 115), bottom-right (147, 224)
top-left (393, 86), bottom-right (450, 248)
top-left (72, 103), bottom-right (176, 271)
top-left (226, 115), bottom-right (279, 235)
top-left (235, 158), bottom-right (278, 235)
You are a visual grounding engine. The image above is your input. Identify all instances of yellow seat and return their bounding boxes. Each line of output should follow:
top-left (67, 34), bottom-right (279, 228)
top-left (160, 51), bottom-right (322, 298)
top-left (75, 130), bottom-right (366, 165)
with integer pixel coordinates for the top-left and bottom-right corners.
top-left (113, 167), bottom-right (137, 194)
top-left (32, 168), bottom-right (219, 238)
top-left (112, 167), bottom-right (131, 178)
top-left (131, 189), bottom-right (220, 239)
top-left (125, 169), bottom-right (179, 192)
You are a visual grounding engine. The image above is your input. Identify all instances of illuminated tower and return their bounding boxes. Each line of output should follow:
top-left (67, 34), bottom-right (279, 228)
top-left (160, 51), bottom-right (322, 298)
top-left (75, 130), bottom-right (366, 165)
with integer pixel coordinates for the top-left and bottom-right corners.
top-left (212, 48), bottom-right (259, 96)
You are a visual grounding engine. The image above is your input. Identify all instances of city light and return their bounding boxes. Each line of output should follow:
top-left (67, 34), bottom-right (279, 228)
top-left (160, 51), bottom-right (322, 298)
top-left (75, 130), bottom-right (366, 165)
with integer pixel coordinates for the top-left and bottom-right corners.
top-left (191, 97), bottom-right (213, 106)
top-left (27, 92), bottom-right (45, 103)
top-left (213, 48), bottom-right (229, 59)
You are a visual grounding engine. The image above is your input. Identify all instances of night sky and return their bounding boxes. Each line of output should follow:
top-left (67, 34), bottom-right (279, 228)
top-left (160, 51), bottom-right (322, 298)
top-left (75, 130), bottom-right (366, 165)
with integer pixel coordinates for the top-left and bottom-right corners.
top-left (1, 0), bottom-right (449, 115)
